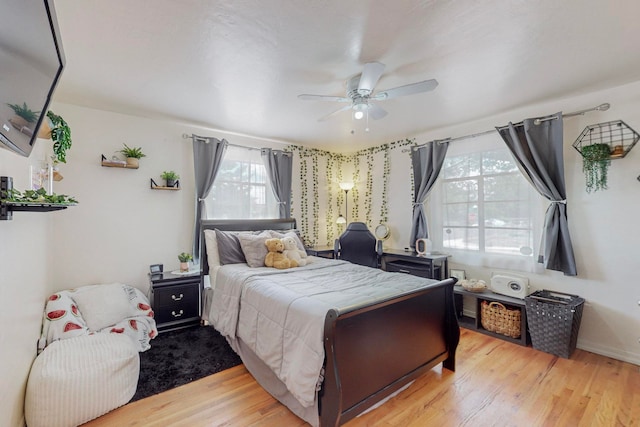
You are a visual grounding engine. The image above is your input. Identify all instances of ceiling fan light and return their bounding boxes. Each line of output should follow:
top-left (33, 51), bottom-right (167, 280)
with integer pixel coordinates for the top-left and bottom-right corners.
top-left (354, 110), bottom-right (364, 120)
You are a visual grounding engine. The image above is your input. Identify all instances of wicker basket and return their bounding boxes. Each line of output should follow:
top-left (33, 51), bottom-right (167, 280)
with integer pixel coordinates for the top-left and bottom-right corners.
top-left (480, 301), bottom-right (521, 338)
top-left (525, 290), bottom-right (584, 358)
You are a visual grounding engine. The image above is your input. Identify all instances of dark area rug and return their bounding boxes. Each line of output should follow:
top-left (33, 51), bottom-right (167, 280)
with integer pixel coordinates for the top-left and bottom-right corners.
top-left (132, 325), bottom-right (242, 402)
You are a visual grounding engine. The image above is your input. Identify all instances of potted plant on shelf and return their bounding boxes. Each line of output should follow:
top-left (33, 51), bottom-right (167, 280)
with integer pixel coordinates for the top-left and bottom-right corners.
top-left (581, 143), bottom-right (611, 193)
top-left (7, 102), bottom-right (39, 131)
top-left (178, 252), bottom-right (193, 272)
top-left (160, 171), bottom-right (180, 187)
top-left (118, 143), bottom-right (146, 168)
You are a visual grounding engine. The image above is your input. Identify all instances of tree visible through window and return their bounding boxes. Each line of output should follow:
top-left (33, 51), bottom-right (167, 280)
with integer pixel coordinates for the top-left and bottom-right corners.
top-left (440, 148), bottom-right (534, 256)
top-left (205, 146), bottom-right (278, 219)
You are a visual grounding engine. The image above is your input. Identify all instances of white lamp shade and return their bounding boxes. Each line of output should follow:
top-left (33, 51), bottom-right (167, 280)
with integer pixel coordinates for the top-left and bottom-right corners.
top-left (336, 215), bottom-right (347, 224)
top-left (339, 182), bottom-right (354, 191)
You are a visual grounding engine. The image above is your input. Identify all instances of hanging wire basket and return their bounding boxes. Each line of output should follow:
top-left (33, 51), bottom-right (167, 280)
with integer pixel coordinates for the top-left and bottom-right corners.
top-left (572, 120), bottom-right (639, 159)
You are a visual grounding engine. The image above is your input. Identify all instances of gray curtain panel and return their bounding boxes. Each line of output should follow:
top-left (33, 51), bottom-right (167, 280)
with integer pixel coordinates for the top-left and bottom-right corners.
top-left (191, 136), bottom-right (228, 261)
top-left (261, 148), bottom-right (292, 218)
top-left (409, 140), bottom-right (449, 248)
top-left (496, 113), bottom-right (577, 276)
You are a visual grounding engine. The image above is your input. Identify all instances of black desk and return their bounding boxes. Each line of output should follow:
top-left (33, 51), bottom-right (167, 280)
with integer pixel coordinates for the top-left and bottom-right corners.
top-left (305, 245), bottom-right (335, 259)
top-left (381, 249), bottom-right (449, 280)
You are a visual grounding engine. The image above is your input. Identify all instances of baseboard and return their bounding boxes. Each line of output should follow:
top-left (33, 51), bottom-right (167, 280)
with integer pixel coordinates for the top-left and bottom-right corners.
top-left (577, 339), bottom-right (640, 366)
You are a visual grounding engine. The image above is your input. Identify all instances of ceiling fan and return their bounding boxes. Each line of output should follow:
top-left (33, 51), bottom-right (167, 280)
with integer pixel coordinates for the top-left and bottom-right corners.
top-left (298, 62), bottom-right (438, 122)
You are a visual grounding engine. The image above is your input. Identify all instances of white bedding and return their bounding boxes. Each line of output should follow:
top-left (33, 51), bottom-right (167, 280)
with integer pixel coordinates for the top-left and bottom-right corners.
top-left (208, 257), bottom-right (438, 409)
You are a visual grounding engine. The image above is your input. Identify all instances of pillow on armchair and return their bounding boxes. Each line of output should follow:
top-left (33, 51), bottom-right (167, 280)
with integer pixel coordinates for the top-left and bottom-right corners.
top-left (39, 283), bottom-right (157, 354)
top-left (72, 283), bottom-right (135, 331)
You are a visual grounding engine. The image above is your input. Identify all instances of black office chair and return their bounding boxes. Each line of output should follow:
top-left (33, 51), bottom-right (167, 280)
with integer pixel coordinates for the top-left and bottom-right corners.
top-left (336, 222), bottom-right (379, 268)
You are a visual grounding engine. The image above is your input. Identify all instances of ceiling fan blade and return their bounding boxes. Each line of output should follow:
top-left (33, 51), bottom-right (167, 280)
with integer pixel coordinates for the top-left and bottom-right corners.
top-left (318, 105), bottom-right (352, 122)
top-left (357, 62), bottom-right (386, 95)
top-left (368, 104), bottom-right (388, 120)
top-left (372, 79), bottom-right (438, 101)
top-left (298, 94), bottom-right (351, 102)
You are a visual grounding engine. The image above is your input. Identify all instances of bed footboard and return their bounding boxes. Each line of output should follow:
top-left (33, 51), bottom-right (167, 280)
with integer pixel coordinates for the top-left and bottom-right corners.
top-left (319, 277), bottom-right (459, 427)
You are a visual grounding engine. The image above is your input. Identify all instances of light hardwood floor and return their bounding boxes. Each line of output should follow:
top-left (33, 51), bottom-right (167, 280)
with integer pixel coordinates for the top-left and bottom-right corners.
top-left (83, 329), bottom-right (640, 426)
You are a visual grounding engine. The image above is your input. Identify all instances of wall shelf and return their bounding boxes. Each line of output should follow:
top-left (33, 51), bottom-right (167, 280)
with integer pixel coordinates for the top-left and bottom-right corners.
top-left (572, 120), bottom-right (639, 160)
top-left (1, 176), bottom-right (73, 220)
top-left (150, 178), bottom-right (180, 190)
top-left (101, 154), bottom-right (139, 169)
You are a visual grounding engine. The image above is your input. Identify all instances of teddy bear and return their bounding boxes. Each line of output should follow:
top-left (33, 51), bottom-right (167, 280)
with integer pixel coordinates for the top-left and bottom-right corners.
top-left (264, 238), bottom-right (298, 269)
top-left (282, 236), bottom-right (309, 266)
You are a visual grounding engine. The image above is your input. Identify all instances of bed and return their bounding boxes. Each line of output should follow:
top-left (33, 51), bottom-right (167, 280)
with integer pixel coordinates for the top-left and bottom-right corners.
top-left (200, 218), bottom-right (459, 427)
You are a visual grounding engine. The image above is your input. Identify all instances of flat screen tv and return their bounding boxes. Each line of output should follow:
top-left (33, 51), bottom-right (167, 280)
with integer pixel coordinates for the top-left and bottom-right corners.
top-left (0, 0), bottom-right (65, 157)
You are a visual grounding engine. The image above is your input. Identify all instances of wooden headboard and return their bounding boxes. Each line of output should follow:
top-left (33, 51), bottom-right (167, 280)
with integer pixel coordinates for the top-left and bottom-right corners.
top-left (199, 218), bottom-right (297, 275)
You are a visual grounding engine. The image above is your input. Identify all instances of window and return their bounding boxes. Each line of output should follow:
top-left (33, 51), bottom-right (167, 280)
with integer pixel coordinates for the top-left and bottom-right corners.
top-left (205, 146), bottom-right (278, 219)
top-left (429, 135), bottom-right (542, 271)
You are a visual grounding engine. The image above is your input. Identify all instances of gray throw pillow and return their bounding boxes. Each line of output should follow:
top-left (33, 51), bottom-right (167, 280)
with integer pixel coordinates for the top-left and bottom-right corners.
top-left (238, 231), bottom-right (272, 267)
top-left (215, 229), bottom-right (247, 265)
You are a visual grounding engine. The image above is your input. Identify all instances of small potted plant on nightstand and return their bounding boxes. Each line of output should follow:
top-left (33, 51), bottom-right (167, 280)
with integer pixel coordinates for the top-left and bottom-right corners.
top-left (161, 171), bottom-right (180, 187)
top-left (178, 252), bottom-right (193, 272)
top-left (118, 143), bottom-right (146, 168)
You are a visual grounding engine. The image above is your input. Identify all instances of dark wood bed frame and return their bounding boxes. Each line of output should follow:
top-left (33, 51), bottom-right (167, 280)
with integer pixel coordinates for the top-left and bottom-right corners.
top-left (200, 218), bottom-right (460, 427)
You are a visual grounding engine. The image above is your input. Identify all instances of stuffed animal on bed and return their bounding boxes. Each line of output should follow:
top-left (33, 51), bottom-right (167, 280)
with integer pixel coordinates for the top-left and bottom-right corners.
top-left (282, 236), bottom-right (309, 266)
top-left (264, 238), bottom-right (298, 269)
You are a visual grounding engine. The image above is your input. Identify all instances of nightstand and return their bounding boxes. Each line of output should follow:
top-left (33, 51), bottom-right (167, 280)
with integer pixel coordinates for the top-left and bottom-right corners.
top-left (149, 271), bottom-right (201, 333)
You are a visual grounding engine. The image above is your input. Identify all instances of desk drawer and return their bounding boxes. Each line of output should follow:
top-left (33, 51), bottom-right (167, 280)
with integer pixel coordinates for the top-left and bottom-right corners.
top-left (385, 260), bottom-right (441, 279)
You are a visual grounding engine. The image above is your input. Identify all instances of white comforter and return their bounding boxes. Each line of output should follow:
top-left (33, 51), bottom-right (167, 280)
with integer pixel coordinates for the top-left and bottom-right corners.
top-left (209, 257), bottom-right (438, 409)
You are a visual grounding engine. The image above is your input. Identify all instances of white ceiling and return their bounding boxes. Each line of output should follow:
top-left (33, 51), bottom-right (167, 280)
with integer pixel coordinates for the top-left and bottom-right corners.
top-left (52, 0), bottom-right (640, 152)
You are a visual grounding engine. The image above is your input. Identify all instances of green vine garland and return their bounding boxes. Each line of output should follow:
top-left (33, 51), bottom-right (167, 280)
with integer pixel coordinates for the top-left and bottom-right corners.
top-left (581, 143), bottom-right (611, 193)
top-left (287, 138), bottom-right (415, 245)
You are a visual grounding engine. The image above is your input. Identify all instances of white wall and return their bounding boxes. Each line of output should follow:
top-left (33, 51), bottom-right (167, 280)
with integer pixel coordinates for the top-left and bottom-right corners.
top-left (0, 103), bottom-right (289, 427)
top-left (0, 142), bottom-right (54, 427)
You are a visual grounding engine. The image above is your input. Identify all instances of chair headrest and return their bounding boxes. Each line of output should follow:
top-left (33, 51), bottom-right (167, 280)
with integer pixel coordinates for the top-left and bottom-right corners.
top-left (345, 222), bottom-right (369, 232)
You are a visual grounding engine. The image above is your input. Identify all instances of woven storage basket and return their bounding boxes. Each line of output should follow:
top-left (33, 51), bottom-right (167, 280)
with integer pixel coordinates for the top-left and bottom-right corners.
top-left (480, 301), bottom-right (521, 338)
top-left (525, 290), bottom-right (584, 358)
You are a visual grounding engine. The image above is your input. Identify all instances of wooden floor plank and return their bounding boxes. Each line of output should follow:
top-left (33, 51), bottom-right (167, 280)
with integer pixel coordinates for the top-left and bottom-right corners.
top-left (82, 329), bottom-right (640, 427)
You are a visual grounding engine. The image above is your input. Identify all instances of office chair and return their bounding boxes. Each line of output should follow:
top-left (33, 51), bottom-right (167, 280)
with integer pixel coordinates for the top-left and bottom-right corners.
top-left (336, 222), bottom-right (379, 268)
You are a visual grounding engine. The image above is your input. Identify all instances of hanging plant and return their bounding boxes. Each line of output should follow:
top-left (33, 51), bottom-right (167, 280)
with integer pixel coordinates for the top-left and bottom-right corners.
top-left (581, 143), bottom-right (611, 193)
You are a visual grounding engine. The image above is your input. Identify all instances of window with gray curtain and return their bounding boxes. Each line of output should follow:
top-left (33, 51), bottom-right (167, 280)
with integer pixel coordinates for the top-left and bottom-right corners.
top-left (497, 113), bottom-right (577, 276)
top-left (409, 140), bottom-right (449, 248)
top-left (192, 136), bottom-right (228, 261)
top-left (205, 145), bottom-right (279, 219)
top-left (428, 132), bottom-right (542, 273)
top-left (261, 148), bottom-right (292, 218)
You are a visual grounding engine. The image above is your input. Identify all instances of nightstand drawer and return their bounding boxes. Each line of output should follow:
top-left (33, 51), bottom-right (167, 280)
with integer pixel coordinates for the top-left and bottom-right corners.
top-left (385, 260), bottom-right (441, 279)
top-left (154, 283), bottom-right (199, 308)
top-left (154, 300), bottom-right (199, 324)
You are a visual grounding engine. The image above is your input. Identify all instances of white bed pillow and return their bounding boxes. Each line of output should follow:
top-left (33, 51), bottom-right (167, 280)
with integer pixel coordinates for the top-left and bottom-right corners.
top-left (270, 230), bottom-right (306, 251)
top-left (204, 229), bottom-right (221, 270)
top-left (71, 283), bottom-right (134, 332)
top-left (238, 231), bottom-right (272, 267)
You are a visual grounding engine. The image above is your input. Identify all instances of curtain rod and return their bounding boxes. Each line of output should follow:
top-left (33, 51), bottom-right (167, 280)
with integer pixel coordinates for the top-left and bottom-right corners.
top-left (182, 133), bottom-right (261, 151)
top-left (407, 102), bottom-right (610, 150)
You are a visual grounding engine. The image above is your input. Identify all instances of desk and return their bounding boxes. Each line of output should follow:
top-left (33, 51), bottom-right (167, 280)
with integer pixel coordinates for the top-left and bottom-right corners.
top-left (381, 249), bottom-right (449, 280)
top-left (305, 245), bottom-right (335, 259)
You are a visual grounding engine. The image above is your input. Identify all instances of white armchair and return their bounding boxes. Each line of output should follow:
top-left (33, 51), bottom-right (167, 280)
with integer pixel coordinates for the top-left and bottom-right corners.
top-left (26, 283), bottom-right (158, 427)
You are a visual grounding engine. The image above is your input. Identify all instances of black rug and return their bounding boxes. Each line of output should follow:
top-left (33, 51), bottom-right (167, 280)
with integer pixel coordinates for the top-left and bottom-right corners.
top-left (132, 325), bottom-right (242, 401)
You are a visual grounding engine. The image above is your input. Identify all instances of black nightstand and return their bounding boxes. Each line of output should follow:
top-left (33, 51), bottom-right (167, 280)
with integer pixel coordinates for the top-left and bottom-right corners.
top-left (149, 271), bottom-right (201, 333)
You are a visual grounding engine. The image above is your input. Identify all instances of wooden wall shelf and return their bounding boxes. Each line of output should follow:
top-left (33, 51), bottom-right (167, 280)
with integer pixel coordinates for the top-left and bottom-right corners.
top-left (101, 155), bottom-right (138, 169)
top-left (150, 178), bottom-right (180, 190)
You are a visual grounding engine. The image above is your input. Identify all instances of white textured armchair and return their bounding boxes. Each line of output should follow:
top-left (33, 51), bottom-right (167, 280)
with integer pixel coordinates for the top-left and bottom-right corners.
top-left (25, 283), bottom-right (158, 427)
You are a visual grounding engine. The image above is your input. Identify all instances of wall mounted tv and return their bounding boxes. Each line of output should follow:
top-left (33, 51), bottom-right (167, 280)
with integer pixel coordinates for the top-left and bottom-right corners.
top-left (0, 0), bottom-right (65, 157)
